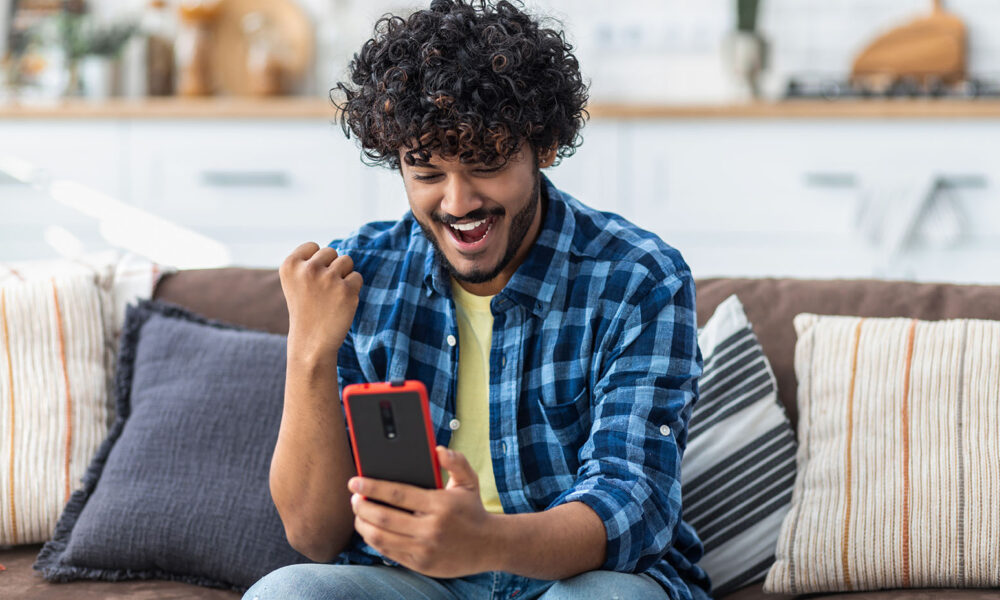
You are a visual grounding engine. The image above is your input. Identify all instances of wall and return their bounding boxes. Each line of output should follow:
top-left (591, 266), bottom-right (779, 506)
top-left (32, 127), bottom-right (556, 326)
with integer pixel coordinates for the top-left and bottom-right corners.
top-left (87, 0), bottom-right (1000, 101)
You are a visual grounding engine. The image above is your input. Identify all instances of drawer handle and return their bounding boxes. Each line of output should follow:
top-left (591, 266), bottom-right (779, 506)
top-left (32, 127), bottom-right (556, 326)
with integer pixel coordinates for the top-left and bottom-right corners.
top-left (200, 170), bottom-right (291, 187)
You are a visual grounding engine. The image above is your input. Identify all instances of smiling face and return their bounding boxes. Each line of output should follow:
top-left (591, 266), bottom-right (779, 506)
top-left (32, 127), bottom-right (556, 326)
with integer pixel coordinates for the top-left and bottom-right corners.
top-left (401, 144), bottom-right (553, 296)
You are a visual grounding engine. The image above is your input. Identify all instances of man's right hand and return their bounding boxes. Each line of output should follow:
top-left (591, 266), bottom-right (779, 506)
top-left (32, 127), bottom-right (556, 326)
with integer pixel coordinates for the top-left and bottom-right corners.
top-left (279, 242), bottom-right (363, 359)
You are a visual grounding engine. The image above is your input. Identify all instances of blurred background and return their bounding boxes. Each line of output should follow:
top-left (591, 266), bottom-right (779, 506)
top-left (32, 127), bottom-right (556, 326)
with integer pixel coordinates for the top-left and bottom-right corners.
top-left (2, 0), bottom-right (999, 282)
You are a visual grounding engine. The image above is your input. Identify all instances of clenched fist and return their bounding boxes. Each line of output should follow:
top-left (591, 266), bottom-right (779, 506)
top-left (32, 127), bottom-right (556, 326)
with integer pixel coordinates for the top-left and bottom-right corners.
top-left (279, 242), bottom-right (363, 360)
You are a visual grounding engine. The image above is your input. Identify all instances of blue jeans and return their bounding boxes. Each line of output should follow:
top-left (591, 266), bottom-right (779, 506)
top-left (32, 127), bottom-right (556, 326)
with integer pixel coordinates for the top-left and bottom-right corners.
top-left (242, 564), bottom-right (673, 600)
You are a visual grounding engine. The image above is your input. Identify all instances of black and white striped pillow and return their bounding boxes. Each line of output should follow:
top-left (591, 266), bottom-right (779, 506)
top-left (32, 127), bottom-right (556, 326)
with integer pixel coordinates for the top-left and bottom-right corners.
top-left (681, 294), bottom-right (797, 597)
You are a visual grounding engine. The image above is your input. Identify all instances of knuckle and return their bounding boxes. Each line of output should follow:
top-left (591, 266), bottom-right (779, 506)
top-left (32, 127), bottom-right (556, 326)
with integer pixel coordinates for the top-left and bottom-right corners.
top-left (390, 488), bottom-right (406, 506)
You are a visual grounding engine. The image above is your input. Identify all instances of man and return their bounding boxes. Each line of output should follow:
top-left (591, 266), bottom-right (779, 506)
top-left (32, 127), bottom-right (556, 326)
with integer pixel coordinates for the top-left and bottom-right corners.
top-left (244, 1), bottom-right (710, 598)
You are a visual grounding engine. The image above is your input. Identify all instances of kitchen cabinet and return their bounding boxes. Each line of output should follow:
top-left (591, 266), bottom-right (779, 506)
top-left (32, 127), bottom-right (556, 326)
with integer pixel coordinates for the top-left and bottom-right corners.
top-left (549, 118), bottom-right (1000, 283)
top-left (124, 120), bottom-right (367, 265)
top-left (2, 100), bottom-right (998, 283)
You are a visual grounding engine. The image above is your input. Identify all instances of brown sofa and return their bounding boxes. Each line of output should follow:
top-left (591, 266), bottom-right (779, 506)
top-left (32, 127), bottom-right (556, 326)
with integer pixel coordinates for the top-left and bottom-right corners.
top-left (3, 269), bottom-right (1000, 600)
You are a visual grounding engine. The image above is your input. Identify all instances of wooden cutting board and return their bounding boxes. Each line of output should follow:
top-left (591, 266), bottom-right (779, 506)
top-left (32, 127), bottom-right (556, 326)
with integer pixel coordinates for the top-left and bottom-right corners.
top-left (851, 0), bottom-right (966, 86)
top-left (209, 0), bottom-right (314, 95)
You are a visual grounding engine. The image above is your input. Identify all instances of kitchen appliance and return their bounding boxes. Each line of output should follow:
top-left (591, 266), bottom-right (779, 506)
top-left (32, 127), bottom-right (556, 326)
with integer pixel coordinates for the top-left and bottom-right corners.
top-left (784, 73), bottom-right (1000, 100)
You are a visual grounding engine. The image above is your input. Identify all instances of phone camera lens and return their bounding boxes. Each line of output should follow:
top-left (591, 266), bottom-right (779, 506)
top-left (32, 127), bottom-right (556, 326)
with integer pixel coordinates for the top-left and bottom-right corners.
top-left (379, 400), bottom-right (398, 440)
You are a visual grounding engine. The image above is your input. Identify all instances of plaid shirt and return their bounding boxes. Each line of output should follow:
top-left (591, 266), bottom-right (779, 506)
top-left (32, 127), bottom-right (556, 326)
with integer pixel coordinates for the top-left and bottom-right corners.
top-left (331, 175), bottom-right (710, 598)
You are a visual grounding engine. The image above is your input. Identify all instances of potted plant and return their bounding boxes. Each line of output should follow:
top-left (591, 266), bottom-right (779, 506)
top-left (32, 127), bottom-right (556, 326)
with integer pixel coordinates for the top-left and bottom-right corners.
top-left (59, 12), bottom-right (135, 98)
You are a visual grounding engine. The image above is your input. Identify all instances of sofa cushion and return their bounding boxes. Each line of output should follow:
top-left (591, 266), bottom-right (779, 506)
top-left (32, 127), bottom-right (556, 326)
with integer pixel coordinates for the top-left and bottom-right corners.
top-left (154, 268), bottom-right (287, 335)
top-left (33, 300), bottom-right (310, 592)
top-left (766, 314), bottom-right (1000, 594)
top-left (0, 544), bottom-right (238, 598)
top-left (683, 295), bottom-right (796, 597)
top-left (695, 278), bottom-right (1000, 431)
top-left (0, 273), bottom-right (111, 545)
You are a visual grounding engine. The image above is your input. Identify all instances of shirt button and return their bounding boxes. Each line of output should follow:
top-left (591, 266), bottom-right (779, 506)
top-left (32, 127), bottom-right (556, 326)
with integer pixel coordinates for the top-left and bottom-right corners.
top-left (446, 334), bottom-right (456, 347)
top-left (500, 441), bottom-right (508, 454)
top-left (449, 418), bottom-right (461, 430)
top-left (501, 354), bottom-right (506, 366)
top-left (660, 424), bottom-right (671, 436)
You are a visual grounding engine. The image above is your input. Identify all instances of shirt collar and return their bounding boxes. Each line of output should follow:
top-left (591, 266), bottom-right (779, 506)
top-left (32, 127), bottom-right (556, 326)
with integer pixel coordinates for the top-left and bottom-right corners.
top-left (421, 173), bottom-right (572, 317)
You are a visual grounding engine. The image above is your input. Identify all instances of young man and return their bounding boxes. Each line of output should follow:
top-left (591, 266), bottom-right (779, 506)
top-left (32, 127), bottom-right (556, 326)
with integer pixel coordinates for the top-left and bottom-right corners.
top-left (245, 1), bottom-right (710, 598)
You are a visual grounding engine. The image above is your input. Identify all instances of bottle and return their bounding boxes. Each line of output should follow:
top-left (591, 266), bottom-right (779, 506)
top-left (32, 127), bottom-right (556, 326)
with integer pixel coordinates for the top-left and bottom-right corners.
top-left (176, 1), bottom-right (219, 96)
top-left (146, 0), bottom-right (176, 96)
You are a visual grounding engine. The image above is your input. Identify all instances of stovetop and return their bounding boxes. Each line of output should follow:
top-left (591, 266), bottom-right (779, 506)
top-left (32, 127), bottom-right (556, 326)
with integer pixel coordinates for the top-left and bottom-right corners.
top-left (783, 74), bottom-right (1000, 100)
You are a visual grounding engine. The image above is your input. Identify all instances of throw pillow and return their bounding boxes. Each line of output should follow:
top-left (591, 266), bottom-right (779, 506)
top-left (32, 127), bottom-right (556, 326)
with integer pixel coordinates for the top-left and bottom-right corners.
top-left (0, 274), bottom-right (111, 546)
top-left (33, 300), bottom-right (310, 592)
top-left (1, 251), bottom-right (168, 372)
top-left (682, 294), bottom-right (796, 597)
top-left (765, 314), bottom-right (1000, 593)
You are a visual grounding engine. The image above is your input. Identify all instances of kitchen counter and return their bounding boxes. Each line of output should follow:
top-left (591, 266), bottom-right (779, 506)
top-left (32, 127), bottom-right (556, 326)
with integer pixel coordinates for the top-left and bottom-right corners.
top-left (4, 97), bottom-right (1000, 119)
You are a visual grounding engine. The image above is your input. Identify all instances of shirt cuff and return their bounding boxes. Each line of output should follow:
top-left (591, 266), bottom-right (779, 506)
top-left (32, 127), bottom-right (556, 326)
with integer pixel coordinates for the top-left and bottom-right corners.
top-left (554, 478), bottom-right (647, 572)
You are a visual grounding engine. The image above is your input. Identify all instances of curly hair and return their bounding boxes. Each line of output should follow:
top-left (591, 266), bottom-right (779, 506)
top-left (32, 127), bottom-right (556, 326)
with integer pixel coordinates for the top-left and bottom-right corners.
top-left (333, 0), bottom-right (589, 169)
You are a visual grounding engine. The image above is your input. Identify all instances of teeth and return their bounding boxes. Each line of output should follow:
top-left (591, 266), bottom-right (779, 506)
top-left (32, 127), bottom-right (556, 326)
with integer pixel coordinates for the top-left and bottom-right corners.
top-left (449, 218), bottom-right (488, 231)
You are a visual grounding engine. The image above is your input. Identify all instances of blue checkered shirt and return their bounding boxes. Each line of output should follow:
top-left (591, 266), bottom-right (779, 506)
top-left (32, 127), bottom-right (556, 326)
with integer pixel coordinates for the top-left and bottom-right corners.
top-left (331, 175), bottom-right (710, 598)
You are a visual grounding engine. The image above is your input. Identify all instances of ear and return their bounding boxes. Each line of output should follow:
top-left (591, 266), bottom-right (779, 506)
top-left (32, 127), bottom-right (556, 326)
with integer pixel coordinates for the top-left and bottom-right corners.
top-left (537, 146), bottom-right (558, 169)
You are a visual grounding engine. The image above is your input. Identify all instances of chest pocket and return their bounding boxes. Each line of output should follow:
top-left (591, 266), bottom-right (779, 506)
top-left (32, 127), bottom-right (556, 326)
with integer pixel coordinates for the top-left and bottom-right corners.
top-left (536, 387), bottom-right (591, 449)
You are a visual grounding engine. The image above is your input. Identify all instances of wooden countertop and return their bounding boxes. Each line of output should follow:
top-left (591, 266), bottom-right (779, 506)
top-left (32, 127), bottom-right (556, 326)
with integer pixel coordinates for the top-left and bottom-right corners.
top-left (3, 97), bottom-right (1000, 119)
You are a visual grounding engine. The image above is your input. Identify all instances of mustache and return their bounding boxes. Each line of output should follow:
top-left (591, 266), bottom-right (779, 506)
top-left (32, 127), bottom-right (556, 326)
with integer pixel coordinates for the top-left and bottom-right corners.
top-left (433, 207), bottom-right (505, 225)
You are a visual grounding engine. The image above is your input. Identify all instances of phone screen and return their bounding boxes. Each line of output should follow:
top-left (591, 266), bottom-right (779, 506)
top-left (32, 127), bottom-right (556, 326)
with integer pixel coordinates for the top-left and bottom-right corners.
top-left (345, 389), bottom-right (440, 490)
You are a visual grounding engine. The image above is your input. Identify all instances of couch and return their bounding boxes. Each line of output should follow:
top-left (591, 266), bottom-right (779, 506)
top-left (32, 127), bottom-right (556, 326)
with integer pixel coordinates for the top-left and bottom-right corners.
top-left (3, 268), bottom-right (1000, 600)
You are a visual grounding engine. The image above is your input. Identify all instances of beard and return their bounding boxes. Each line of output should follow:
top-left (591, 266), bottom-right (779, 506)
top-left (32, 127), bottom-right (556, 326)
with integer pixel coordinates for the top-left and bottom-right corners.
top-left (417, 170), bottom-right (542, 286)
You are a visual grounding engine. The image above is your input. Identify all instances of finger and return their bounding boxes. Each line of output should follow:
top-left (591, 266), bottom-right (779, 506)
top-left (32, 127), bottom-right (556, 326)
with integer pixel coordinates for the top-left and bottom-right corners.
top-left (344, 271), bottom-right (364, 292)
top-left (306, 246), bottom-right (340, 268)
top-left (438, 447), bottom-right (478, 491)
top-left (349, 477), bottom-right (429, 513)
top-left (329, 254), bottom-right (355, 278)
top-left (288, 241), bottom-right (322, 262)
top-left (354, 514), bottom-right (421, 559)
top-left (352, 493), bottom-right (419, 537)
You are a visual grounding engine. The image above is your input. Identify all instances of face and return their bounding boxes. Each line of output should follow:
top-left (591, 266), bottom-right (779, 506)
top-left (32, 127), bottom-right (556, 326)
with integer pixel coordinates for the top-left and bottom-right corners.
top-left (400, 144), bottom-right (547, 296)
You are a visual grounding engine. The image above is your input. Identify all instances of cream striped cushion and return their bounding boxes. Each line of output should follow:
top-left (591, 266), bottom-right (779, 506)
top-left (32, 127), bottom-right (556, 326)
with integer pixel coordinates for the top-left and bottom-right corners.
top-left (0, 274), bottom-right (112, 545)
top-left (765, 313), bottom-right (1000, 593)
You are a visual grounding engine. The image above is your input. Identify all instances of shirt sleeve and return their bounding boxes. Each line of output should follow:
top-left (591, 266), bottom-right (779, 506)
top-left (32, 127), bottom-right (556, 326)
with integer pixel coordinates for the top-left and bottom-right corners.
top-left (552, 269), bottom-right (702, 573)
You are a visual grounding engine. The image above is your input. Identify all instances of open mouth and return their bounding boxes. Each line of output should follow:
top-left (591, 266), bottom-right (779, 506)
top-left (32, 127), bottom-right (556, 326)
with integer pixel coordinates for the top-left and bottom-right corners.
top-left (445, 216), bottom-right (496, 250)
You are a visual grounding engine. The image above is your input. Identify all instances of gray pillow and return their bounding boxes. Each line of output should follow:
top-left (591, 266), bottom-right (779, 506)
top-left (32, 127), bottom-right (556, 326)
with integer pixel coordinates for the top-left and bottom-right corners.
top-left (34, 300), bottom-right (311, 592)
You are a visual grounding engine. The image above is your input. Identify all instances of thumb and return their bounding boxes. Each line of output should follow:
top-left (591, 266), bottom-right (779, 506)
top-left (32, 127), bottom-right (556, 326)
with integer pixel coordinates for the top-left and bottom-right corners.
top-left (437, 446), bottom-right (479, 492)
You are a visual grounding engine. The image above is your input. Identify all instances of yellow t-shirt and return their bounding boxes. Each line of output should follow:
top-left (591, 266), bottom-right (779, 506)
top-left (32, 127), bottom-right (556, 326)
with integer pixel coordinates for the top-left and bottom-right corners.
top-left (448, 279), bottom-right (504, 513)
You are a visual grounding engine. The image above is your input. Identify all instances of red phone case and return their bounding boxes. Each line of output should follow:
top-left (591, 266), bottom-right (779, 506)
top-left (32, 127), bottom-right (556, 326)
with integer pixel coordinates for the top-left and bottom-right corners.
top-left (343, 380), bottom-right (443, 489)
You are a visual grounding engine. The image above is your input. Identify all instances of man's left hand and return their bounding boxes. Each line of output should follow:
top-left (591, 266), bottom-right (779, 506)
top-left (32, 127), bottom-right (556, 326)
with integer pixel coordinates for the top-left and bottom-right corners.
top-left (349, 446), bottom-right (499, 578)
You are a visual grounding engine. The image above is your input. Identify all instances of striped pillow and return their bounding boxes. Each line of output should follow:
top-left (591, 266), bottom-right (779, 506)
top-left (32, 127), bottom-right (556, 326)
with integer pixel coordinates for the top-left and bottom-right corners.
top-left (766, 314), bottom-right (1000, 593)
top-left (0, 274), bottom-right (111, 545)
top-left (683, 294), bottom-right (796, 597)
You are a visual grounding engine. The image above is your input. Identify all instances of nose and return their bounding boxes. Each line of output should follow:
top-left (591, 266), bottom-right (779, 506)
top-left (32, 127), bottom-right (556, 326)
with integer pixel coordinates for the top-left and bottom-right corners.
top-left (440, 174), bottom-right (483, 218)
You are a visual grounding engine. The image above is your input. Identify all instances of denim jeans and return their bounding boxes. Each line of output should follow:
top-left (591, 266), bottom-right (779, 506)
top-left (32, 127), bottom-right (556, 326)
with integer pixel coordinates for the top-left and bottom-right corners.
top-left (241, 564), bottom-right (678, 600)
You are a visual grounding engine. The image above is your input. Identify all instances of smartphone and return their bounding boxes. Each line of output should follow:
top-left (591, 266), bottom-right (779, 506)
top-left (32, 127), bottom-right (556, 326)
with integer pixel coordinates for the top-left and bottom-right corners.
top-left (342, 380), bottom-right (442, 491)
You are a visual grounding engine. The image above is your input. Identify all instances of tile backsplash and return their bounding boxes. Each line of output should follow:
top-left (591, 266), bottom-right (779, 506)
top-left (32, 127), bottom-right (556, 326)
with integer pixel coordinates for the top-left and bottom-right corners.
top-left (85, 0), bottom-right (1000, 101)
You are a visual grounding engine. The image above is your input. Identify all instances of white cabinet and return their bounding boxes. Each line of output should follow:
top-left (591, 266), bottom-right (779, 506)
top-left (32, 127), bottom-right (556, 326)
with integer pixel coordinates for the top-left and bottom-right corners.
top-left (124, 120), bottom-right (370, 266)
top-left (614, 119), bottom-right (1000, 283)
top-left (0, 121), bottom-right (124, 199)
top-left (2, 112), bottom-right (998, 282)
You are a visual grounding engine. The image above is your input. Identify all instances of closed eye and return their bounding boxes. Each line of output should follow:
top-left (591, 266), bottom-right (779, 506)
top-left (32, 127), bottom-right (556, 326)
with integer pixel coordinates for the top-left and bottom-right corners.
top-left (411, 172), bottom-right (442, 182)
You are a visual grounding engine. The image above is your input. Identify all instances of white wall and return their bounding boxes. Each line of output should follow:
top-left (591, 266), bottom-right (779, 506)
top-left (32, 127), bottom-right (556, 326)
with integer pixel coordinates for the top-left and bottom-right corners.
top-left (89, 0), bottom-right (1000, 102)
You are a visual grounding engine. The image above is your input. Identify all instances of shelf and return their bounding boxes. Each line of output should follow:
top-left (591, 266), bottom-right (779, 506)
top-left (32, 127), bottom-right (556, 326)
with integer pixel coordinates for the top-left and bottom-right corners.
top-left (4, 97), bottom-right (1000, 120)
